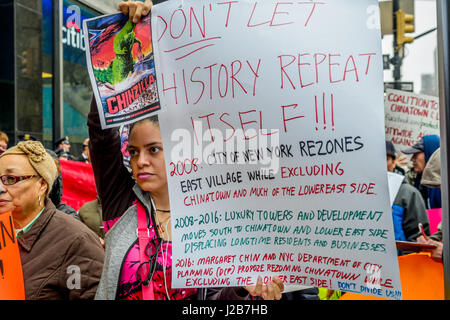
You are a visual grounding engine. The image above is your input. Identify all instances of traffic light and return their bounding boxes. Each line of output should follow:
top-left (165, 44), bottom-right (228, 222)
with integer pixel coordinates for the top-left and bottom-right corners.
top-left (21, 49), bottom-right (34, 77)
top-left (396, 9), bottom-right (414, 50)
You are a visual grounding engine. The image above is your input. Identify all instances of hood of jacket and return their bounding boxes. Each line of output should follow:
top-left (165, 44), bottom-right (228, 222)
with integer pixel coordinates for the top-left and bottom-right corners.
top-left (423, 134), bottom-right (440, 162)
top-left (421, 147), bottom-right (440, 188)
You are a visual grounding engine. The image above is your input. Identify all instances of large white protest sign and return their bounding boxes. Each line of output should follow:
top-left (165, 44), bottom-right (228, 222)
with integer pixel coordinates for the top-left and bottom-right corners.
top-left (385, 88), bottom-right (439, 151)
top-left (152, 0), bottom-right (402, 299)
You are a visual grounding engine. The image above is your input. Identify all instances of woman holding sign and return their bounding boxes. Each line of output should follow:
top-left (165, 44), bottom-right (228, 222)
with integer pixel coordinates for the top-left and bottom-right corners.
top-left (90, 104), bottom-right (284, 300)
top-left (88, 0), bottom-right (284, 301)
top-left (0, 141), bottom-right (104, 299)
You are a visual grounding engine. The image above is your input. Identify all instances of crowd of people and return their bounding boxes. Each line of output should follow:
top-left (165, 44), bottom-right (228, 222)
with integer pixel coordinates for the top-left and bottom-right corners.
top-left (0, 0), bottom-right (445, 301)
top-left (385, 137), bottom-right (443, 261)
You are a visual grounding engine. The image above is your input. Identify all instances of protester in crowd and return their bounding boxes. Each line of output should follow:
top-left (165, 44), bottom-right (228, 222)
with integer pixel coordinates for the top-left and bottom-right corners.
top-left (76, 138), bottom-right (90, 163)
top-left (89, 0), bottom-right (285, 301)
top-left (78, 196), bottom-right (105, 239)
top-left (420, 147), bottom-right (441, 189)
top-left (46, 149), bottom-right (80, 220)
top-left (0, 140), bottom-right (104, 299)
top-left (386, 141), bottom-right (407, 175)
top-left (402, 135), bottom-right (441, 209)
top-left (89, 97), bottom-right (284, 299)
top-left (416, 148), bottom-right (444, 261)
top-left (386, 141), bottom-right (430, 242)
top-left (89, 3), bottom-right (283, 302)
top-left (0, 131), bottom-right (8, 155)
top-left (54, 136), bottom-right (75, 160)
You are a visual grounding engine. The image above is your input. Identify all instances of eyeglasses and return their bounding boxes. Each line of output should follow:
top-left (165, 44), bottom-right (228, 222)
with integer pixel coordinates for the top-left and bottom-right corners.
top-left (136, 237), bottom-right (162, 286)
top-left (0, 175), bottom-right (38, 186)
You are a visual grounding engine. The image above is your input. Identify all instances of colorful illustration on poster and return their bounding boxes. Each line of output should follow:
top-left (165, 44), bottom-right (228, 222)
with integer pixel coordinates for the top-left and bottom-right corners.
top-left (84, 12), bottom-right (160, 128)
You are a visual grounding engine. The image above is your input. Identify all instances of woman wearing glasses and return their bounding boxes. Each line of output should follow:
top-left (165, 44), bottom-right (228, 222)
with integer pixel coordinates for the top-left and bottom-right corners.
top-left (0, 141), bottom-right (104, 299)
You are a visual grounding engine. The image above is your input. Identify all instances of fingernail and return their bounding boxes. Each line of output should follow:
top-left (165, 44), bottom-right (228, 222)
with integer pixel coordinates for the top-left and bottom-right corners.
top-left (133, 17), bottom-right (138, 23)
top-left (142, 10), bottom-right (147, 15)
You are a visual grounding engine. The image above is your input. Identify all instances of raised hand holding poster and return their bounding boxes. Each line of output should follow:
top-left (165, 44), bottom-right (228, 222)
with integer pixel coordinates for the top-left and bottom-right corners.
top-left (84, 12), bottom-right (161, 128)
top-left (152, 0), bottom-right (402, 299)
top-left (0, 212), bottom-right (25, 300)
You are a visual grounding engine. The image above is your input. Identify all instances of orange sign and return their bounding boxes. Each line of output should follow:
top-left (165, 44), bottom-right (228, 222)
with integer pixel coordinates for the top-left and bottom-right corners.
top-left (340, 253), bottom-right (444, 300)
top-left (0, 212), bottom-right (25, 300)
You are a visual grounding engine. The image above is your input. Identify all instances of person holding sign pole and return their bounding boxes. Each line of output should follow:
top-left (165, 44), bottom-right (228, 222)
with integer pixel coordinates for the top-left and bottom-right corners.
top-left (416, 148), bottom-right (444, 262)
top-left (386, 141), bottom-right (431, 243)
top-left (402, 135), bottom-right (441, 209)
top-left (0, 141), bottom-right (104, 299)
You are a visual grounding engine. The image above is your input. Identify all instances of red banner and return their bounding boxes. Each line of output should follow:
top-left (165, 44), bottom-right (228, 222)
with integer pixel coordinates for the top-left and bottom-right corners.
top-left (60, 160), bottom-right (97, 211)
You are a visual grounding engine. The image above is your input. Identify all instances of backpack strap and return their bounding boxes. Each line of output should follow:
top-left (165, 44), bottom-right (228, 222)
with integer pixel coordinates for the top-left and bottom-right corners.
top-left (136, 201), bottom-right (156, 300)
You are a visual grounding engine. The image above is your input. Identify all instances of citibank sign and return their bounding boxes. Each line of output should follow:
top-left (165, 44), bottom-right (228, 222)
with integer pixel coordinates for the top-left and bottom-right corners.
top-left (62, 4), bottom-right (87, 52)
top-left (62, 25), bottom-right (86, 51)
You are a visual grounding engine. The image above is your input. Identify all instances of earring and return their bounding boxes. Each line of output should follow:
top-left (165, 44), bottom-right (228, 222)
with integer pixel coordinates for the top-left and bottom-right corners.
top-left (38, 195), bottom-right (42, 206)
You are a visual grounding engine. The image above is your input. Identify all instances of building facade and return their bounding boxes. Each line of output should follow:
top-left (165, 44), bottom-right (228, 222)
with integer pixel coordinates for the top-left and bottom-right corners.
top-left (0, 0), bottom-right (120, 155)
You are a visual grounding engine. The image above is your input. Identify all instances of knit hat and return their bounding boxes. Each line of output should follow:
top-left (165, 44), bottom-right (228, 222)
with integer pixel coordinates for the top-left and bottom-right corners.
top-left (0, 141), bottom-right (58, 195)
top-left (385, 141), bottom-right (396, 158)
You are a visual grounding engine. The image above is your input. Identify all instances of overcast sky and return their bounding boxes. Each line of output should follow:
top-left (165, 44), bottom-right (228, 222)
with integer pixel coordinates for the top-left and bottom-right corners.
top-left (382, 0), bottom-right (438, 95)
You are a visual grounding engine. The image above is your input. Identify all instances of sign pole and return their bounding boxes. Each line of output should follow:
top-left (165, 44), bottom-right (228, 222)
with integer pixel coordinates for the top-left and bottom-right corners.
top-left (392, 0), bottom-right (402, 89)
top-left (436, 0), bottom-right (450, 300)
top-left (52, 0), bottom-right (64, 147)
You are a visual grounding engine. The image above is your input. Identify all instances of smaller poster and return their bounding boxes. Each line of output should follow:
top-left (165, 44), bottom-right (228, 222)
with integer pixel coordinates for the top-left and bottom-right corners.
top-left (387, 172), bottom-right (404, 206)
top-left (0, 212), bottom-right (25, 300)
top-left (385, 89), bottom-right (439, 151)
top-left (83, 12), bottom-right (160, 129)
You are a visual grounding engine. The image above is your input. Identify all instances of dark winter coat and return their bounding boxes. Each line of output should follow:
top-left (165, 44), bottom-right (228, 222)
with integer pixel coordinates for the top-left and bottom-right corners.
top-left (18, 199), bottom-right (104, 299)
top-left (392, 179), bottom-right (430, 242)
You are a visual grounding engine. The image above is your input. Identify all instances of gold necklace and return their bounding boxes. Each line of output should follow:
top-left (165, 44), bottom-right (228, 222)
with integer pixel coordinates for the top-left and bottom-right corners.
top-left (154, 210), bottom-right (170, 234)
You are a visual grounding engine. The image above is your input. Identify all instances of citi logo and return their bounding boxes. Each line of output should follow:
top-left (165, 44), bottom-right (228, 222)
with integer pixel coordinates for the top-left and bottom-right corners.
top-left (63, 5), bottom-right (86, 51)
top-left (62, 22), bottom-right (86, 51)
